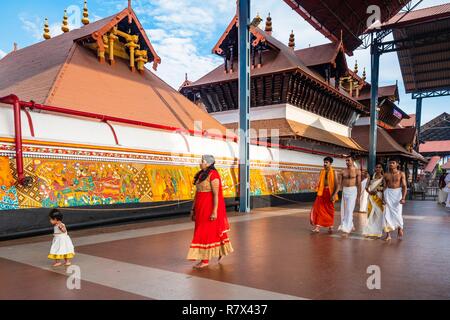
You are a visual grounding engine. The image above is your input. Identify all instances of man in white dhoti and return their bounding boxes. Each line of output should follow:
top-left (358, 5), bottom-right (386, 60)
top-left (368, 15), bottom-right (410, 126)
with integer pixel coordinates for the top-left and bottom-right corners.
top-left (338, 155), bottom-right (361, 237)
top-left (363, 164), bottom-right (385, 239)
top-left (383, 159), bottom-right (407, 241)
top-left (358, 170), bottom-right (369, 213)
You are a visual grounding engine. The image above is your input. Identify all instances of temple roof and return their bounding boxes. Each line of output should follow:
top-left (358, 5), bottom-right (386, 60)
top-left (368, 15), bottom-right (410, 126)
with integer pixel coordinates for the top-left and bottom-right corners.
top-left (357, 84), bottom-right (400, 102)
top-left (399, 114), bottom-right (416, 128)
top-left (187, 18), bottom-right (364, 111)
top-left (420, 112), bottom-right (450, 141)
top-left (352, 125), bottom-right (425, 162)
top-left (0, 7), bottom-right (226, 134)
top-left (294, 42), bottom-right (344, 67)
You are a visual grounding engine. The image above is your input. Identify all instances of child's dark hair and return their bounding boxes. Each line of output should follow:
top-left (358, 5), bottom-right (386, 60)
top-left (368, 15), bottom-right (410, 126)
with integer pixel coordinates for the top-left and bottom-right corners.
top-left (49, 209), bottom-right (63, 221)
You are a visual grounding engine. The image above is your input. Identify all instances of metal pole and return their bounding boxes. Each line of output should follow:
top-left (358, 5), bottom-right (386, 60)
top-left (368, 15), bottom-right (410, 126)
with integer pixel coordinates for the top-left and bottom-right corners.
top-left (415, 97), bottom-right (422, 149)
top-left (369, 35), bottom-right (380, 176)
top-left (238, 0), bottom-right (251, 213)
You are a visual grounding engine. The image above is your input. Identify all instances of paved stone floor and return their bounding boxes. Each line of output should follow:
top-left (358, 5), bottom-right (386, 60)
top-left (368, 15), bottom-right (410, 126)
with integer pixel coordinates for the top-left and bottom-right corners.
top-left (0, 201), bottom-right (449, 300)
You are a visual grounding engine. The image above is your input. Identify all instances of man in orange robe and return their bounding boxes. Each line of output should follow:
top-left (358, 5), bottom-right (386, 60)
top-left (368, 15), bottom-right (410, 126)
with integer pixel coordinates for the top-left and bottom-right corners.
top-left (310, 156), bottom-right (339, 233)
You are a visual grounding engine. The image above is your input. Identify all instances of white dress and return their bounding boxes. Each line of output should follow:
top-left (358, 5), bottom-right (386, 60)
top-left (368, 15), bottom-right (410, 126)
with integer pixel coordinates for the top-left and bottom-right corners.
top-left (48, 224), bottom-right (75, 260)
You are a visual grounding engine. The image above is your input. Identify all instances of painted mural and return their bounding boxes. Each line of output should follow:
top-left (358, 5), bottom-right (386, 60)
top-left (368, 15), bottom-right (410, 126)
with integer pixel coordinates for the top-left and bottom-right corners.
top-left (0, 155), bottom-right (320, 211)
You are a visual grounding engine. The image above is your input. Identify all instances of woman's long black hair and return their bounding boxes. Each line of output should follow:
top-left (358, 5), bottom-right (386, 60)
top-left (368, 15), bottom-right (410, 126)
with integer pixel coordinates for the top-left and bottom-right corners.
top-left (193, 163), bottom-right (217, 185)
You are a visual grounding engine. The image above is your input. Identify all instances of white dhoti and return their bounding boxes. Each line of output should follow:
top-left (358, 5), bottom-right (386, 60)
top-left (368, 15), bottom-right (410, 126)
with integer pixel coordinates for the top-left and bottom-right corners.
top-left (359, 178), bottom-right (369, 212)
top-left (363, 192), bottom-right (384, 237)
top-left (383, 188), bottom-right (404, 232)
top-left (438, 189), bottom-right (447, 204)
top-left (338, 186), bottom-right (357, 233)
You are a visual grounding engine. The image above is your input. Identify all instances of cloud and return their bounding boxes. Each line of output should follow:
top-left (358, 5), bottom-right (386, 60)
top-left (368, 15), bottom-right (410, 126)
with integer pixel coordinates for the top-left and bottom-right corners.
top-left (0, 49), bottom-right (6, 59)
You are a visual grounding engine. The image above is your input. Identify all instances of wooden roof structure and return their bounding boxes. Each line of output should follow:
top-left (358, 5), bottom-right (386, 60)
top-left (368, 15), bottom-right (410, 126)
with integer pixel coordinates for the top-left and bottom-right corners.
top-left (283, 0), bottom-right (411, 54)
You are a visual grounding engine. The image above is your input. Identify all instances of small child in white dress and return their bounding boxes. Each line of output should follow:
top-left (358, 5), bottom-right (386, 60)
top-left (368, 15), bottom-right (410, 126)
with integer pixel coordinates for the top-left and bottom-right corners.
top-left (48, 209), bottom-right (75, 267)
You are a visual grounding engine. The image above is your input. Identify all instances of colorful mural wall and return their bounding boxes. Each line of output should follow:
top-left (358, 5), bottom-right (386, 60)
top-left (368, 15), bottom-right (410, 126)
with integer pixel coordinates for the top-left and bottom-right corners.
top-left (0, 156), bottom-right (320, 211)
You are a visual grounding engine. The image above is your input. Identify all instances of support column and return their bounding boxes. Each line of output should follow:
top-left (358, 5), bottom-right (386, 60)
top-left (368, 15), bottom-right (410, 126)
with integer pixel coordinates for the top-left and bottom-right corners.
top-left (369, 36), bottom-right (380, 176)
top-left (413, 97), bottom-right (422, 182)
top-left (415, 97), bottom-right (423, 149)
top-left (238, 0), bottom-right (251, 213)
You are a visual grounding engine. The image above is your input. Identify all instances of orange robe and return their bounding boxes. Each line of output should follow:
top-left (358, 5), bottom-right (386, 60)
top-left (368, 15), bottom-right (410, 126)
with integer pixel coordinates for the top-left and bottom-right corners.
top-left (310, 168), bottom-right (338, 228)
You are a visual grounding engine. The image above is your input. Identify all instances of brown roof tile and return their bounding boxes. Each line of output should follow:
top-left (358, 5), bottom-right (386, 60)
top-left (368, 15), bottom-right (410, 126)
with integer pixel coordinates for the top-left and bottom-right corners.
top-left (294, 42), bottom-right (341, 66)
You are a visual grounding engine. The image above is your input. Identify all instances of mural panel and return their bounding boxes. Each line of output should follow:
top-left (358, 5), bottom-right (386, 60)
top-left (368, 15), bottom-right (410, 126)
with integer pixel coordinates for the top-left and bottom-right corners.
top-left (0, 155), bottom-right (320, 211)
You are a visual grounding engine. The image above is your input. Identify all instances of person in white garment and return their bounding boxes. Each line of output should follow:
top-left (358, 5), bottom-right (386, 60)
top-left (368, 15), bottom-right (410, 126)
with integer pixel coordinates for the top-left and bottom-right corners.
top-left (363, 163), bottom-right (385, 239)
top-left (443, 171), bottom-right (450, 209)
top-left (337, 155), bottom-right (361, 237)
top-left (48, 209), bottom-right (75, 267)
top-left (382, 159), bottom-right (407, 241)
top-left (438, 170), bottom-right (449, 206)
top-left (358, 169), bottom-right (369, 213)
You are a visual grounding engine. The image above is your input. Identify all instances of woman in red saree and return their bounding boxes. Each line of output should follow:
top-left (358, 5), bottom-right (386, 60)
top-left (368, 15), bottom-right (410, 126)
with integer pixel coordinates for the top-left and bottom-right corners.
top-left (187, 155), bottom-right (234, 269)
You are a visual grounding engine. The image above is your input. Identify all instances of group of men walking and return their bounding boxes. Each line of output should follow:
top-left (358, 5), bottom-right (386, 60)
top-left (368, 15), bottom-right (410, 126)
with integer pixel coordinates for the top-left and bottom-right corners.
top-left (310, 155), bottom-right (407, 241)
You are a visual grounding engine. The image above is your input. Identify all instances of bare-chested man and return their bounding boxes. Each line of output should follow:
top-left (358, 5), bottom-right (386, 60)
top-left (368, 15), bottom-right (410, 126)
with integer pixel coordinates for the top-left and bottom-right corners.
top-left (382, 159), bottom-right (407, 241)
top-left (337, 155), bottom-right (361, 236)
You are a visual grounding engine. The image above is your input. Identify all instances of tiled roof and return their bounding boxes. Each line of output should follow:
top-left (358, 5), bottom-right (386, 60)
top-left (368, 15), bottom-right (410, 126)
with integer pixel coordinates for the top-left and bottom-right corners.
top-left (419, 140), bottom-right (450, 153)
top-left (0, 10), bottom-right (226, 134)
top-left (399, 114), bottom-right (416, 128)
top-left (294, 42), bottom-right (341, 66)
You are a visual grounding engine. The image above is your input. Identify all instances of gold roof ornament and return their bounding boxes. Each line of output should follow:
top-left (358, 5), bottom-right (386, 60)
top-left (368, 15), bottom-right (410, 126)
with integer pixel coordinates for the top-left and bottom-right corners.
top-left (354, 60), bottom-right (359, 74)
top-left (82, 0), bottom-right (90, 25)
top-left (362, 67), bottom-right (366, 81)
top-left (288, 30), bottom-right (295, 49)
top-left (43, 18), bottom-right (51, 40)
top-left (250, 13), bottom-right (263, 28)
top-left (62, 10), bottom-right (70, 33)
top-left (265, 13), bottom-right (272, 35)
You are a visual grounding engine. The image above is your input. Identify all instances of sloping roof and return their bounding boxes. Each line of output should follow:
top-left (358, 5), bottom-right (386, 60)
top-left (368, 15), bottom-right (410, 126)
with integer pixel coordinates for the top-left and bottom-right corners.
top-left (420, 112), bottom-right (450, 141)
top-left (294, 42), bottom-right (342, 66)
top-left (225, 118), bottom-right (364, 151)
top-left (424, 156), bottom-right (441, 173)
top-left (187, 22), bottom-right (363, 110)
top-left (352, 125), bottom-right (424, 161)
top-left (383, 4), bottom-right (450, 93)
top-left (387, 127), bottom-right (417, 147)
top-left (283, 0), bottom-right (411, 54)
top-left (419, 140), bottom-right (450, 153)
top-left (399, 114), bottom-right (416, 127)
top-left (0, 8), bottom-right (226, 134)
top-left (358, 84), bottom-right (399, 102)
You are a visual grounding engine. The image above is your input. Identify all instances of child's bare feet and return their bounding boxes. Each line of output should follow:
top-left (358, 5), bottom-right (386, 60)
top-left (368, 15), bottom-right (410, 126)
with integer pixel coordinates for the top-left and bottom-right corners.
top-left (64, 260), bottom-right (72, 266)
top-left (193, 261), bottom-right (209, 269)
top-left (383, 233), bottom-right (392, 241)
top-left (52, 261), bottom-right (62, 267)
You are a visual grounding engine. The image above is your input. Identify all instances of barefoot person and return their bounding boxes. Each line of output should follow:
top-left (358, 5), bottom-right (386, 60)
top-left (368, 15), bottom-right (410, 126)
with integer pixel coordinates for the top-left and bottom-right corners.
top-left (187, 155), bottom-right (233, 269)
top-left (382, 159), bottom-right (407, 241)
top-left (310, 157), bottom-right (339, 233)
top-left (48, 209), bottom-right (75, 267)
top-left (338, 155), bottom-right (361, 236)
top-left (363, 163), bottom-right (385, 239)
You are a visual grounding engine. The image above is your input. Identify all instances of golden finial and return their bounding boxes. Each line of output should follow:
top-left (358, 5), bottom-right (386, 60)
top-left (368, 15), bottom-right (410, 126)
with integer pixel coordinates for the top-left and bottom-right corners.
top-left (43, 18), bottom-right (51, 40)
top-left (62, 10), bottom-right (70, 33)
top-left (265, 13), bottom-right (272, 35)
top-left (362, 67), bottom-right (366, 81)
top-left (250, 13), bottom-right (263, 28)
top-left (82, 0), bottom-right (90, 25)
top-left (288, 30), bottom-right (295, 49)
top-left (354, 60), bottom-right (358, 74)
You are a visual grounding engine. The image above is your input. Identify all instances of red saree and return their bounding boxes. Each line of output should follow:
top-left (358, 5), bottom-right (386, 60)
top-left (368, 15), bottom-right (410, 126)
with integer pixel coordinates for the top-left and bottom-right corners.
top-left (187, 170), bottom-right (234, 261)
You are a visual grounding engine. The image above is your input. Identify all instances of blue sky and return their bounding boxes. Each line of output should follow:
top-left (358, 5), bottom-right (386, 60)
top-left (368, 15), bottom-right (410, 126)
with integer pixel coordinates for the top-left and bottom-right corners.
top-left (0, 0), bottom-right (448, 125)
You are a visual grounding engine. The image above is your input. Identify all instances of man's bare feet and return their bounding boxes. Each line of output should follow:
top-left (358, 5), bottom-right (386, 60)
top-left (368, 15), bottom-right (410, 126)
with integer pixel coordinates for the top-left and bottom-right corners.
top-left (311, 226), bottom-right (320, 233)
top-left (398, 228), bottom-right (404, 239)
top-left (64, 261), bottom-right (72, 266)
top-left (328, 227), bottom-right (333, 234)
top-left (383, 233), bottom-right (392, 241)
top-left (218, 255), bottom-right (223, 263)
top-left (193, 261), bottom-right (209, 269)
top-left (52, 262), bottom-right (62, 267)
top-left (341, 232), bottom-right (349, 238)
